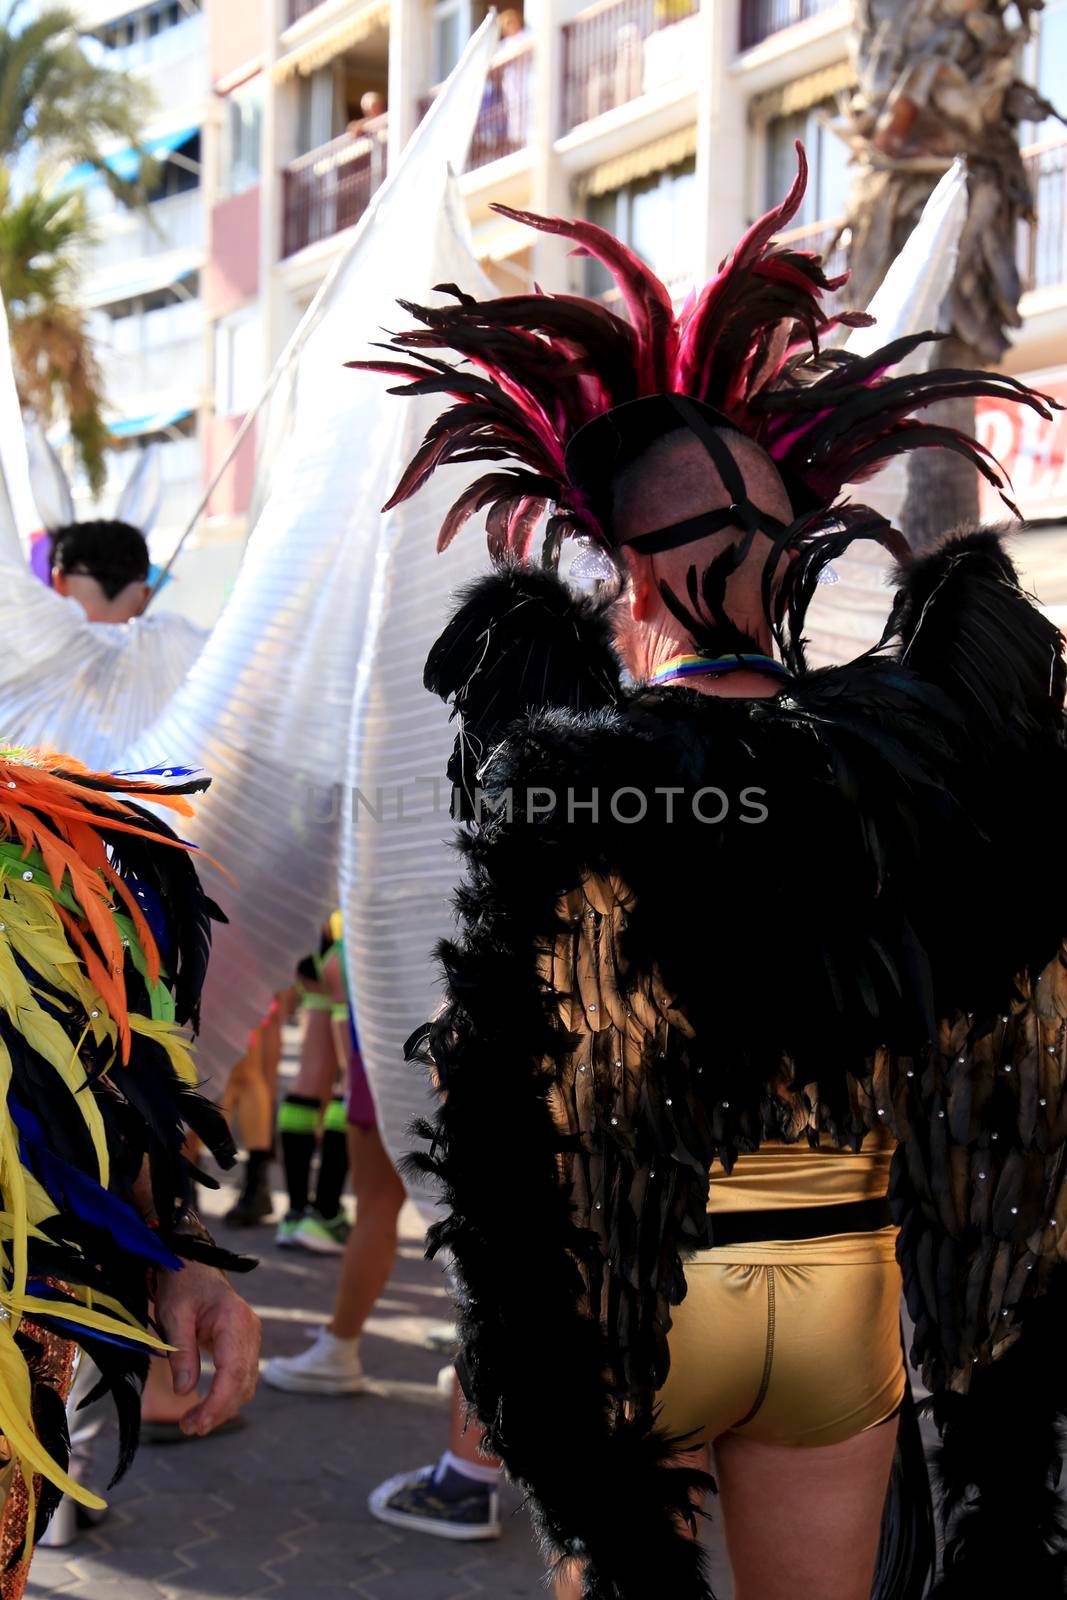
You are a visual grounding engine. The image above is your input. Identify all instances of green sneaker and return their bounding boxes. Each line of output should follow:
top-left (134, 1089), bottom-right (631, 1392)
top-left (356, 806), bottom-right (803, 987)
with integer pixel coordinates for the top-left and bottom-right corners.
top-left (275, 1211), bottom-right (303, 1249)
top-left (293, 1207), bottom-right (350, 1255)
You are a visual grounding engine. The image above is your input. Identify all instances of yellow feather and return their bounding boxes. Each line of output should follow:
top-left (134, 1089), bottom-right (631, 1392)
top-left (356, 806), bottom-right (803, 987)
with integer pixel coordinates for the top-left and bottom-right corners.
top-left (0, 1322), bottom-right (104, 1509)
top-left (0, 939), bottom-right (109, 1185)
top-left (127, 1014), bottom-right (198, 1087)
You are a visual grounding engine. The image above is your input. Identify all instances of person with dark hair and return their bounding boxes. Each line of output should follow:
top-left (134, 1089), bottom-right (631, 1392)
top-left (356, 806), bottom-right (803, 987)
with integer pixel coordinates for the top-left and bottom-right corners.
top-left (354, 146), bottom-right (1067, 1599)
top-left (0, 431), bottom-right (207, 769)
top-left (49, 518), bottom-right (151, 623)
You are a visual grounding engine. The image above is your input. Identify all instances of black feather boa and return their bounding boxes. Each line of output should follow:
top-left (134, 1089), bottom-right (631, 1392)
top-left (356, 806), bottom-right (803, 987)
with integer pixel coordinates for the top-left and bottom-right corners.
top-left (413, 530), bottom-right (1067, 1598)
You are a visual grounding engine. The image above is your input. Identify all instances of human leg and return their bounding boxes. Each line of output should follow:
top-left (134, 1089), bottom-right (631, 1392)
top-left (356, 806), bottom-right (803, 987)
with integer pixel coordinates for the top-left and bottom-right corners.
top-left (330, 1125), bottom-right (405, 1339)
top-left (652, 1237), bottom-right (905, 1600)
top-left (368, 1371), bottom-right (502, 1541)
top-left (226, 1017), bottom-right (279, 1226)
top-left (276, 1001), bottom-right (334, 1233)
top-left (715, 1419), bottom-right (898, 1600)
top-left (308, 1095), bottom-right (351, 1234)
top-left (263, 1125), bottom-right (405, 1394)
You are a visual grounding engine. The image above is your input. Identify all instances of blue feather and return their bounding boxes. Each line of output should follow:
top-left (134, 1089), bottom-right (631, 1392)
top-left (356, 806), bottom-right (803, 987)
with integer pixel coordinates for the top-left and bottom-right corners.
top-left (9, 1097), bottom-right (183, 1271)
top-left (111, 765), bottom-right (201, 780)
top-left (25, 1285), bottom-right (158, 1353)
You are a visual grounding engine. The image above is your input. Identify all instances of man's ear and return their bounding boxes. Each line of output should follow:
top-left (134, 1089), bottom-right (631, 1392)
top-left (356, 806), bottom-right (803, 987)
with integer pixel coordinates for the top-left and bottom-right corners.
top-left (620, 547), bottom-right (654, 622)
top-left (51, 567), bottom-right (69, 595)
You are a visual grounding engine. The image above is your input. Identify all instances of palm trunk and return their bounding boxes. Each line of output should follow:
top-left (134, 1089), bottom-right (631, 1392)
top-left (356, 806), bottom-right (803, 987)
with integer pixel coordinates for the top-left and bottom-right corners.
top-left (899, 336), bottom-right (979, 551)
top-left (842, 0), bottom-right (1055, 551)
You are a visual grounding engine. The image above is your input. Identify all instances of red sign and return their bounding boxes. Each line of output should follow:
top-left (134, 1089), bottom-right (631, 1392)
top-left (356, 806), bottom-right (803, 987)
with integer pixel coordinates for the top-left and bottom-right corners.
top-left (976, 368), bottom-right (1067, 521)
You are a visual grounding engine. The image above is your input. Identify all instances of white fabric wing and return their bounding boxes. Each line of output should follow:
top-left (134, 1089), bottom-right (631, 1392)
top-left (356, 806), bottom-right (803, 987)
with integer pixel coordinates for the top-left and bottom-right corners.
top-left (118, 21), bottom-right (498, 1101)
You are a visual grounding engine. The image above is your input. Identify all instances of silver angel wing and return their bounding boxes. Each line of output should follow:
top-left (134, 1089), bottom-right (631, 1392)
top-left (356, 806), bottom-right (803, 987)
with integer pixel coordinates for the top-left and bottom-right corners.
top-left (0, 296), bottom-right (207, 765)
top-left (806, 160), bottom-right (968, 665)
top-left (23, 417), bottom-right (75, 534)
top-left (116, 443), bottom-right (163, 537)
top-left (118, 19), bottom-right (498, 1099)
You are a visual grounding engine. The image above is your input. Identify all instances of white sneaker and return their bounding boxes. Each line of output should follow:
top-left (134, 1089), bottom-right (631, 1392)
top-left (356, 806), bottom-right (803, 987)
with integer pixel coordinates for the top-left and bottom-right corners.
top-left (261, 1328), bottom-right (367, 1395)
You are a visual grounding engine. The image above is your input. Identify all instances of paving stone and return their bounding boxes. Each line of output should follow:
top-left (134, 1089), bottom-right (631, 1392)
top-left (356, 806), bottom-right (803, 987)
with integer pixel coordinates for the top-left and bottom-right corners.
top-left (20, 1044), bottom-right (735, 1600)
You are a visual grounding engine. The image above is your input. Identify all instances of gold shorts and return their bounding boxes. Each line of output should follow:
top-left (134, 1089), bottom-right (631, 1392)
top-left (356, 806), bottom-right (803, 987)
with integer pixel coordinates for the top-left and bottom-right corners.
top-left (656, 1227), bottom-right (906, 1449)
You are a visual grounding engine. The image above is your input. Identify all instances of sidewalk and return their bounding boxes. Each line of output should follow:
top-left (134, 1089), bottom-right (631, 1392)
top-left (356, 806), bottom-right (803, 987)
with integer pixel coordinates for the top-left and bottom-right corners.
top-left (27, 1191), bottom-right (557, 1600)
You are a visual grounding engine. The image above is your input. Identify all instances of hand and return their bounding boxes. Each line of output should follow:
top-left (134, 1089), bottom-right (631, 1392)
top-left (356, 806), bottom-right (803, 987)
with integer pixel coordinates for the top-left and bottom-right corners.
top-left (152, 1260), bottom-right (261, 1436)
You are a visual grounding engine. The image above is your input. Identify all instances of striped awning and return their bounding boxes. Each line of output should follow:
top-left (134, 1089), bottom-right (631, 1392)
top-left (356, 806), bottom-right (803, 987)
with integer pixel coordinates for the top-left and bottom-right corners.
top-left (272, 1), bottom-right (390, 80)
top-left (749, 59), bottom-right (855, 123)
top-left (574, 124), bottom-right (698, 200)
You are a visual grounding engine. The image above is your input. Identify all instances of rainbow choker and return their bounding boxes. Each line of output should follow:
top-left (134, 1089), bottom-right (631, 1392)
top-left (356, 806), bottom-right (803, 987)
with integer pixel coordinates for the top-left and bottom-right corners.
top-left (648, 652), bottom-right (792, 688)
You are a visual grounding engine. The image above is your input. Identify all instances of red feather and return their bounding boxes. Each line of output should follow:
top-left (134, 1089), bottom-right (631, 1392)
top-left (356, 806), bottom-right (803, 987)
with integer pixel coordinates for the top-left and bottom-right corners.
top-left (352, 142), bottom-right (1062, 561)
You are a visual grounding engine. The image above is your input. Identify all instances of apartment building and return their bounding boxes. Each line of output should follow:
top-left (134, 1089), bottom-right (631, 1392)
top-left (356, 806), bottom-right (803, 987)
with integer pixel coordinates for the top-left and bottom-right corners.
top-left (66, 0), bottom-right (208, 598)
top-left (73, 0), bottom-right (1067, 583)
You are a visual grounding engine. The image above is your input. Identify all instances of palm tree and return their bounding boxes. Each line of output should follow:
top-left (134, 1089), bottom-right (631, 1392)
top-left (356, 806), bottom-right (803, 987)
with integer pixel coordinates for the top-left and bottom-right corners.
top-left (842, 0), bottom-right (1060, 549)
top-left (0, 1), bottom-right (154, 492)
top-left (0, 176), bottom-right (110, 493)
top-left (0, 1), bottom-right (152, 197)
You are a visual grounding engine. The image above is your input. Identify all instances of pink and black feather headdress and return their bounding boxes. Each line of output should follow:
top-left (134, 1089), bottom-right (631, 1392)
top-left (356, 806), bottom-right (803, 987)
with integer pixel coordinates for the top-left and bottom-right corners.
top-left (352, 145), bottom-right (1055, 576)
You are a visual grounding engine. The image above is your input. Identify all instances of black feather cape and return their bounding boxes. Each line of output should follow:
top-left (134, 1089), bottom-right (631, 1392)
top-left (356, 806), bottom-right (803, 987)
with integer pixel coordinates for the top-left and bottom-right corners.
top-left (409, 531), bottom-right (1067, 1598)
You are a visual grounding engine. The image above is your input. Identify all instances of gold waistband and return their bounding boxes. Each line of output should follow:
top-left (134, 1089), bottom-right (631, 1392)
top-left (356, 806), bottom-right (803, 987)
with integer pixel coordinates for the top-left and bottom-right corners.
top-left (695, 1223), bottom-right (900, 1267)
top-left (708, 1133), bottom-right (894, 1215)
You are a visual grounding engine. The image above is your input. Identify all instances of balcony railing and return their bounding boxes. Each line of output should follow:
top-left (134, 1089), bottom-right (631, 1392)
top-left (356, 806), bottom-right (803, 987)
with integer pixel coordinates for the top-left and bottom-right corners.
top-left (469, 42), bottom-right (534, 169)
top-left (418, 42), bottom-right (534, 172)
top-left (1021, 136), bottom-right (1067, 294)
top-left (562, 0), bottom-right (699, 133)
top-left (739, 0), bottom-right (842, 51)
top-left (282, 123), bottom-right (388, 257)
top-left (105, 336), bottom-right (203, 417)
top-left (82, 190), bottom-right (204, 281)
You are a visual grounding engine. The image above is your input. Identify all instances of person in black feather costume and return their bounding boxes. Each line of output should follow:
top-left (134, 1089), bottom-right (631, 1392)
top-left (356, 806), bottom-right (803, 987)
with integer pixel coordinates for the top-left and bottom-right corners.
top-left (354, 144), bottom-right (1067, 1600)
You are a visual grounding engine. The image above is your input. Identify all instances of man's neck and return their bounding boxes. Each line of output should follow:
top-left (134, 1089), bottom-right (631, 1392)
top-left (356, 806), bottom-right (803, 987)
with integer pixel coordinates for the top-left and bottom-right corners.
top-left (634, 630), bottom-right (782, 700)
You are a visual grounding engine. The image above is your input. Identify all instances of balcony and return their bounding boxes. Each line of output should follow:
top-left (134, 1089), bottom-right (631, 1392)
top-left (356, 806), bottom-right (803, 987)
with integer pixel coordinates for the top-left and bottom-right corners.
top-left (417, 42), bottom-right (534, 174)
top-left (81, 190), bottom-right (204, 284)
top-left (739, 0), bottom-right (843, 52)
top-left (96, 302), bottom-right (203, 420)
top-left (469, 42), bottom-right (534, 169)
top-left (282, 124), bottom-right (388, 257)
top-left (562, 0), bottom-right (699, 133)
top-left (99, 12), bottom-right (207, 110)
top-left (1021, 135), bottom-right (1067, 294)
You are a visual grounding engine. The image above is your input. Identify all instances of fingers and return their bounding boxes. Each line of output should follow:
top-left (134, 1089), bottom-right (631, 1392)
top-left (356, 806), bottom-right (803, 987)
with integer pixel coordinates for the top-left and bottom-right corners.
top-left (158, 1290), bottom-right (202, 1397)
top-left (180, 1300), bottom-right (261, 1437)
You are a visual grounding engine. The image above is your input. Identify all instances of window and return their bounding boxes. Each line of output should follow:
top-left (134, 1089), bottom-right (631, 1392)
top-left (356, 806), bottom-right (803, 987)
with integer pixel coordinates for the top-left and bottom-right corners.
top-left (766, 99), bottom-right (850, 224)
top-left (432, 0), bottom-right (468, 84)
top-left (585, 158), bottom-right (697, 297)
top-left (147, 132), bottom-right (201, 201)
top-left (296, 65), bottom-right (345, 152)
top-left (226, 84), bottom-right (263, 196)
top-left (214, 309), bottom-right (263, 418)
top-left (431, 0), bottom-right (493, 84)
top-left (98, 1), bottom-right (201, 55)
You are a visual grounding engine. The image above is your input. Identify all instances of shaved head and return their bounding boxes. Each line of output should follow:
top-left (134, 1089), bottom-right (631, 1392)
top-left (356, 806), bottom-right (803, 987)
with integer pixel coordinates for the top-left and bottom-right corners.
top-left (610, 428), bottom-right (795, 666)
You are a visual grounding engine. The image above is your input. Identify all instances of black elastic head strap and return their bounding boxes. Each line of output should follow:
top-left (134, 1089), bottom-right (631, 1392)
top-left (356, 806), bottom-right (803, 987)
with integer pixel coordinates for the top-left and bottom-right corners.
top-left (620, 396), bottom-right (790, 556)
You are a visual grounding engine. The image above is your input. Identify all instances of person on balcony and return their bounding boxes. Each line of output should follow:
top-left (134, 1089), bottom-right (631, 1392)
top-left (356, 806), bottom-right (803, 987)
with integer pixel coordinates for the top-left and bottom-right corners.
top-left (352, 147), bottom-right (1067, 1599)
